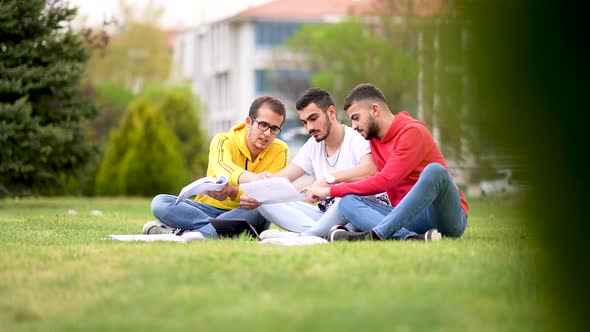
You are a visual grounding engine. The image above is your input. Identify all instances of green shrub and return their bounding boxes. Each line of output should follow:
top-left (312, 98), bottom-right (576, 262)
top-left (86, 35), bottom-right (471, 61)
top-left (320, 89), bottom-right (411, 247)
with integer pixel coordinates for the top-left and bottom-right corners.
top-left (142, 84), bottom-right (209, 177)
top-left (95, 97), bottom-right (189, 196)
top-left (118, 106), bottom-right (188, 195)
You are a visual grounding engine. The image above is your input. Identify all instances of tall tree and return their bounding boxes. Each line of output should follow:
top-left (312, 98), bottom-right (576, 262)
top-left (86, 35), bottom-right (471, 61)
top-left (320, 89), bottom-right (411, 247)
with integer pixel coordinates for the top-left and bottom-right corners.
top-left (284, 18), bottom-right (418, 113)
top-left (85, 0), bottom-right (171, 92)
top-left (283, 1), bottom-right (484, 176)
top-left (0, 0), bottom-right (97, 196)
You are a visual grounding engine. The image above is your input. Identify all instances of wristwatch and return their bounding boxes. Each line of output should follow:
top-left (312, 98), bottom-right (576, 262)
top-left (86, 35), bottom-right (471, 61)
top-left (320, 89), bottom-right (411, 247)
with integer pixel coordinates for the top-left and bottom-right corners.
top-left (325, 174), bottom-right (336, 185)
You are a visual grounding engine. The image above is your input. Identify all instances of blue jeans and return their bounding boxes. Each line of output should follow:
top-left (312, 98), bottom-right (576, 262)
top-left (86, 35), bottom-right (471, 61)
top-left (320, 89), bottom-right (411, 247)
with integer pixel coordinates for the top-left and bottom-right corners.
top-left (339, 163), bottom-right (467, 239)
top-left (151, 194), bottom-right (270, 238)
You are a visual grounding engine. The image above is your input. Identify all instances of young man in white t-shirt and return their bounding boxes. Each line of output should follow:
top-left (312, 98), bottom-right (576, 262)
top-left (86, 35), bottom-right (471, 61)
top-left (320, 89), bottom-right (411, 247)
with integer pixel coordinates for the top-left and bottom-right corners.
top-left (239, 88), bottom-right (380, 238)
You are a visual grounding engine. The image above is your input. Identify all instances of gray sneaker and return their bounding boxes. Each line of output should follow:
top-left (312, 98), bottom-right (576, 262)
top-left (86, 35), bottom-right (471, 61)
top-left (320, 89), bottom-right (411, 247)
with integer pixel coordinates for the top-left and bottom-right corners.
top-left (142, 221), bottom-right (183, 235)
top-left (328, 225), bottom-right (373, 242)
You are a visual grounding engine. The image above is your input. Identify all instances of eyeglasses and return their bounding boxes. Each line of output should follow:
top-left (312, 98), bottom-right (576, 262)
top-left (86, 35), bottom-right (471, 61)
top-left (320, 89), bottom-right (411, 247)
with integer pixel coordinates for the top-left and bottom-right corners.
top-left (250, 117), bottom-right (281, 135)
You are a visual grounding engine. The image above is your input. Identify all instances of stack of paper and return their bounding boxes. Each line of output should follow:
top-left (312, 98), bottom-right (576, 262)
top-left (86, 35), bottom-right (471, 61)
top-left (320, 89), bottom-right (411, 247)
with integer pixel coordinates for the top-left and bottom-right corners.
top-left (259, 236), bottom-right (327, 246)
top-left (108, 232), bottom-right (206, 242)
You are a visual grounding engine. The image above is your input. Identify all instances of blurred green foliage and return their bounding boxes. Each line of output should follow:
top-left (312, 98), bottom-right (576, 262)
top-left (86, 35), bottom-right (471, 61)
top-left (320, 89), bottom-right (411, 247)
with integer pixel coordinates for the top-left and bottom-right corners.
top-left (285, 17), bottom-right (418, 114)
top-left (0, 0), bottom-right (98, 197)
top-left (95, 97), bottom-right (189, 196)
top-left (85, 0), bottom-right (171, 92)
top-left (89, 81), bottom-right (135, 144)
top-left (51, 82), bottom-right (135, 196)
top-left (451, 1), bottom-right (588, 331)
top-left (141, 84), bottom-right (209, 178)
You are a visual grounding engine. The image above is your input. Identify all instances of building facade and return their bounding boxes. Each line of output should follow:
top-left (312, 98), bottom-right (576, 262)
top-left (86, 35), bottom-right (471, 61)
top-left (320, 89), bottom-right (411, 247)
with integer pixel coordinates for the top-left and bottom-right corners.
top-left (171, 0), bottom-right (371, 150)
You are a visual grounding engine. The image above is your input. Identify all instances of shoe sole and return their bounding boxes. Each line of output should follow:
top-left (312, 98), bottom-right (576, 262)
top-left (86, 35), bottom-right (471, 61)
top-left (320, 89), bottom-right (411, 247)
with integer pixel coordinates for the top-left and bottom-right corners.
top-left (329, 229), bottom-right (347, 242)
top-left (143, 222), bottom-right (178, 235)
top-left (146, 226), bottom-right (174, 235)
top-left (426, 229), bottom-right (442, 241)
top-left (143, 221), bottom-right (164, 234)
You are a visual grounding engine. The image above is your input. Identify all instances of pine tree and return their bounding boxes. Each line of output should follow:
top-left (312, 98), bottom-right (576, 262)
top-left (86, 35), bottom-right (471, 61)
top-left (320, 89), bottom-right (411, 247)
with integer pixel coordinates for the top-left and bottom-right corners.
top-left (118, 105), bottom-right (189, 196)
top-left (95, 97), bottom-right (149, 196)
top-left (0, 0), bottom-right (97, 196)
top-left (95, 97), bottom-right (189, 196)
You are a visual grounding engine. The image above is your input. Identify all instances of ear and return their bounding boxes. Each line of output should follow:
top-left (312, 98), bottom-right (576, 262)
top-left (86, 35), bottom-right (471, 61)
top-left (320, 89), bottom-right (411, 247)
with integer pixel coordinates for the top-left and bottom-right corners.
top-left (245, 117), bottom-right (252, 125)
top-left (327, 105), bottom-right (337, 120)
top-left (370, 103), bottom-right (380, 118)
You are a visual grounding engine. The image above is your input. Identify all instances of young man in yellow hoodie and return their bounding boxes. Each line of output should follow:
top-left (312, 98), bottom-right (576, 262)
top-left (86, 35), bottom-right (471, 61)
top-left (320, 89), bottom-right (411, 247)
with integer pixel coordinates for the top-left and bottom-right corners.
top-left (145, 96), bottom-right (289, 238)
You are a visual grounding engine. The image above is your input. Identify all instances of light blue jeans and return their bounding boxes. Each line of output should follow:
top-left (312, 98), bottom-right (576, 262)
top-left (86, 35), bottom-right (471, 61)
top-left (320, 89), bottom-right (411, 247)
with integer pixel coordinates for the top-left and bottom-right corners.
top-left (257, 198), bottom-right (350, 237)
top-left (151, 194), bottom-right (270, 238)
top-left (339, 163), bottom-right (467, 239)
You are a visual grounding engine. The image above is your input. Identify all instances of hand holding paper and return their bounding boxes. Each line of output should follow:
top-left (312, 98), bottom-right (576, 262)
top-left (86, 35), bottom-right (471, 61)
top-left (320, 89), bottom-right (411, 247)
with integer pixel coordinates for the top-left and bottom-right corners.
top-left (175, 175), bottom-right (228, 205)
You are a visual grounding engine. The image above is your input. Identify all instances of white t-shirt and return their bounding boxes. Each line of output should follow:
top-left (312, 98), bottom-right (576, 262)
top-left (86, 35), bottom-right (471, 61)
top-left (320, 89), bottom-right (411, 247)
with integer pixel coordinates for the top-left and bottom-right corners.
top-left (291, 125), bottom-right (371, 180)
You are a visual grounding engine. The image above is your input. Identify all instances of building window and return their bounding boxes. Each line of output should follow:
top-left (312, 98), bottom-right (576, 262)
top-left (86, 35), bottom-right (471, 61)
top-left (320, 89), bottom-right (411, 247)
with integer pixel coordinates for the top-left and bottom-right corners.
top-left (255, 69), bottom-right (268, 94)
top-left (254, 21), bottom-right (302, 48)
top-left (254, 69), bottom-right (310, 99)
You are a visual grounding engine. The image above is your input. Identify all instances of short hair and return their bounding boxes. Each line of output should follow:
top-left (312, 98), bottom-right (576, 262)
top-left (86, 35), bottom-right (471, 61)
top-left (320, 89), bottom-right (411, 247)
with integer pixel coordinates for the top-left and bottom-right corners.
top-left (295, 88), bottom-right (335, 112)
top-left (248, 96), bottom-right (286, 121)
top-left (343, 83), bottom-right (387, 111)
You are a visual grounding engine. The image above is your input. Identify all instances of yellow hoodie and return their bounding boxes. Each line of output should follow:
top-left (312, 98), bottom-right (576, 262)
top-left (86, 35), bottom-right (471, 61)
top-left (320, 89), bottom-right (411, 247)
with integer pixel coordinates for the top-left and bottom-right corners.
top-left (196, 123), bottom-right (289, 210)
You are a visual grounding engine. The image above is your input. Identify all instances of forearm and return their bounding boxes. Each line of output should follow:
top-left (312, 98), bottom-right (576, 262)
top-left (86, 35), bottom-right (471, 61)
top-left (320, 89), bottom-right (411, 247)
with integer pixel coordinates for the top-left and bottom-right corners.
top-left (273, 163), bottom-right (305, 182)
top-left (329, 166), bottom-right (377, 183)
top-left (237, 171), bottom-right (258, 184)
top-left (327, 154), bottom-right (378, 183)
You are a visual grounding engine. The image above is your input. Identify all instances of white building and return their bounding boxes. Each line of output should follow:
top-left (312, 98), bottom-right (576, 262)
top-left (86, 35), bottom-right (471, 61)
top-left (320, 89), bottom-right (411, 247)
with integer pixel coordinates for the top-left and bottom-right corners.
top-left (171, 0), bottom-right (372, 145)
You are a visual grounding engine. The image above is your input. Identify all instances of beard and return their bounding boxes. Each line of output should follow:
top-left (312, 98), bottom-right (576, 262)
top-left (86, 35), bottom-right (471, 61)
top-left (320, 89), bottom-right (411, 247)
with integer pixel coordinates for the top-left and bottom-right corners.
top-left (363, 117), bottom-right (380, 140)
top-left (312, 115), bottom-right (332, 142)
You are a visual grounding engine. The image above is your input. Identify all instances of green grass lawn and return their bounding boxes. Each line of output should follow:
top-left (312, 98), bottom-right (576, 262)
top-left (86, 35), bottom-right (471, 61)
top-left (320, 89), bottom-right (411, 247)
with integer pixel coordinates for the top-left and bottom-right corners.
top-left (0, 195), bottom-right (546, 332)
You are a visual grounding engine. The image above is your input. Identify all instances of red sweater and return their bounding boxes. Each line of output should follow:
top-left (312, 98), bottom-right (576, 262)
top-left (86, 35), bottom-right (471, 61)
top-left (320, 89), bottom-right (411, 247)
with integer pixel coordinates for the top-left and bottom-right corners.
top-left (330, 112), bottom-right (468, 215)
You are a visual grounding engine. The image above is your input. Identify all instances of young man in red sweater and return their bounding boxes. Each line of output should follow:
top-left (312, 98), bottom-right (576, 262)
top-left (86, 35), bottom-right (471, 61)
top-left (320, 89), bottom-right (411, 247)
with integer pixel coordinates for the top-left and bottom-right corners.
top-left (303, 83), bottom-right (468, 241)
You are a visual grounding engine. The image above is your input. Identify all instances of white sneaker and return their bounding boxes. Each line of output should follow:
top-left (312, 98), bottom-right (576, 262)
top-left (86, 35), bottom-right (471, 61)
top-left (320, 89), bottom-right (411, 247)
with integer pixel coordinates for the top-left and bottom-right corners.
top-left (259, 229), bottom-right (300, 240)
top-left (406, 228), bottom-right (442, 242)
top-left (424, 228), bottom-right (442, 241)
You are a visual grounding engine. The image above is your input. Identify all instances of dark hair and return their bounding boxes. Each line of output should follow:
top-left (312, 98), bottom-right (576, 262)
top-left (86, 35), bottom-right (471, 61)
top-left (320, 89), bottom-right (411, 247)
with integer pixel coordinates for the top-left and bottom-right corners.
top-left (343, 83), bottom-right (387, 111)
top-left (248, 96), bottom-right (286, 122)
top-left (295, 88), bottom-right (335, 112)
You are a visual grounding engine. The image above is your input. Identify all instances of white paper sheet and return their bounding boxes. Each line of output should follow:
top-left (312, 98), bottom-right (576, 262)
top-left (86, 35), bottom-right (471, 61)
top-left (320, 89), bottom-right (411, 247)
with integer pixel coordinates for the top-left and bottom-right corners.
top-left (240, 177), bottom-right (306, 204)
top-left (108, 232), bottom-right (206, 242)
top-left (259, 236), bottom-right (327, 246)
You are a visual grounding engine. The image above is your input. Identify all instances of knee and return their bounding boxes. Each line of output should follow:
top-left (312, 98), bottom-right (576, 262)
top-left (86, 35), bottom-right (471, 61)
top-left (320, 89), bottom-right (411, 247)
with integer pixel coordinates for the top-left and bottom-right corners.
top-left (423, 163), bottom-right (448, 178)
top-left (425, 162), bottom-right (445, 173)
top-left (151, 194), bottom-right (174, 217)
top-left (340, 195), bottom-right (363, 216)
